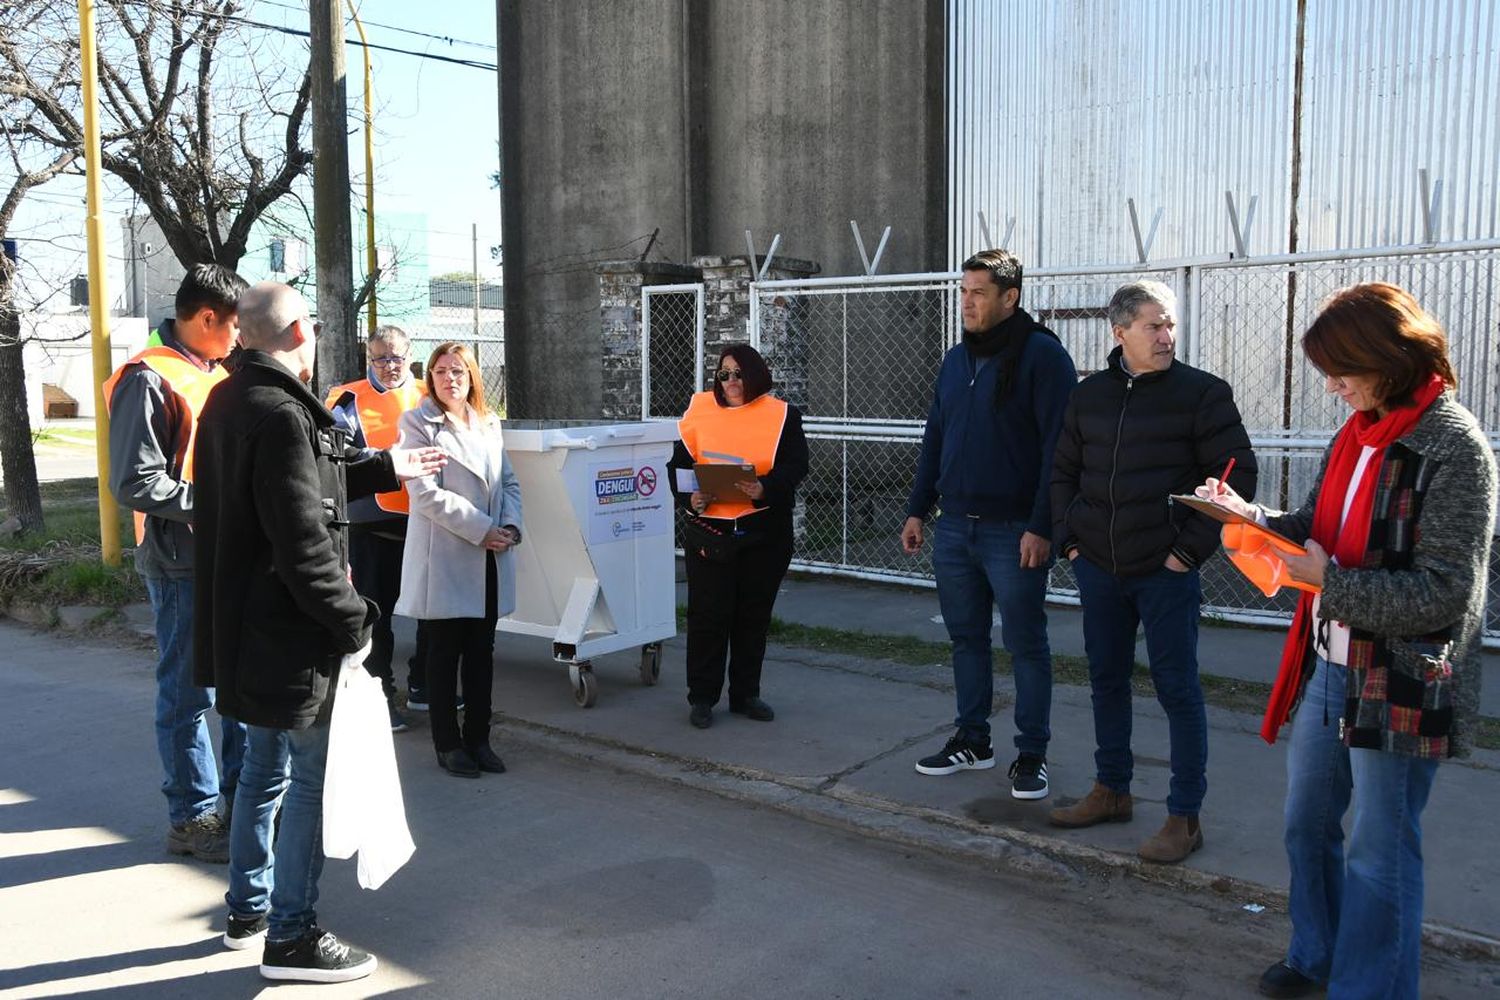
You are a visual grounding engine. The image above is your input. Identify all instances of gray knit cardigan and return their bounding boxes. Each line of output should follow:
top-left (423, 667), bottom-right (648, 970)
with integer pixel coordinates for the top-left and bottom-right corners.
top-left (1265, 393), bottom-right (1497, 758)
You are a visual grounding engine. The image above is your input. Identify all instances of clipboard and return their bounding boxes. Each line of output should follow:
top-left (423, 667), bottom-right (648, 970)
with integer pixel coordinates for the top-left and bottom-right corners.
top-left (694, 462), bottom-right (758, 496)
top-left (1168, 494), bottom-right (1305, 552)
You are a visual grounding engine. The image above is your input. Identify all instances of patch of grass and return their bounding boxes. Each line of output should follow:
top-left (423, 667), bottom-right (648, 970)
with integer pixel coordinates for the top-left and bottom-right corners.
top-left (33, 558), bottom-right (143, 606)
top-left (33, 426), bottom-right (96, 448)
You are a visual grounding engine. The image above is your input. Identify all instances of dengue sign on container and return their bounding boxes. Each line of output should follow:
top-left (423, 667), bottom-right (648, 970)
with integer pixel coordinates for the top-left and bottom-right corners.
top-left (588, 461), bottom-right (670, 544)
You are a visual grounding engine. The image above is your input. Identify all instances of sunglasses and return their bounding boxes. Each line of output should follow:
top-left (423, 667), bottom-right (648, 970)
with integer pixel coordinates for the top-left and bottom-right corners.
top-left (715, 368), bottom-right (744, 383)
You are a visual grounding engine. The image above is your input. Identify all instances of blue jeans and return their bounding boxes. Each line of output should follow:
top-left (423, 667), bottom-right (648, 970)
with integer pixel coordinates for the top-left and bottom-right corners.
top-left (227, 723), bottom-right (331, 942)
top-left (1071, 555), bottom-right (1206, 815)
top-left (146, 575), bottom-right (245, 826)
top-left (1283, 656), bottom-right (1439, 999)
top-left (932, 516), bottom-right (1052, 753)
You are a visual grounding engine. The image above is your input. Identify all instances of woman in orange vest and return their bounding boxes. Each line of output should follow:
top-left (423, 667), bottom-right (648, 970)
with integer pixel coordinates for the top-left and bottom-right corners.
top-left (669, 345), bottom-right (808, 729)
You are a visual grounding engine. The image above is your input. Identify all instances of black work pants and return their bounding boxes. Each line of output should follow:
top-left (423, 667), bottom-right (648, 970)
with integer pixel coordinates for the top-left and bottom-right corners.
top-left (684, 526), bottom-right (793, 707)
top-left (348, 525), bottom-right (429, 696)
top-left (423, 553), bottom-right (498, 752)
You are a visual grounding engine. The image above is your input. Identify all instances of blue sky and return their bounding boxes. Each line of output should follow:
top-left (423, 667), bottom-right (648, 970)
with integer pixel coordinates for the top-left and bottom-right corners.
top-left (11, 0), bottom-right (502, 307)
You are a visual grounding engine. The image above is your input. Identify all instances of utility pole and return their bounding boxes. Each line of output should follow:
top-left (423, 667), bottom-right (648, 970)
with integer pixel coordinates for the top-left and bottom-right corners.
top-left (309, 0), bottom-right (357, 395)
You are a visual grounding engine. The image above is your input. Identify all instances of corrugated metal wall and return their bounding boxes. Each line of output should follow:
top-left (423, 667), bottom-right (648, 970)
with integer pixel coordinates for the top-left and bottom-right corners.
top-left (949, 0), bottom-right (1500, 267)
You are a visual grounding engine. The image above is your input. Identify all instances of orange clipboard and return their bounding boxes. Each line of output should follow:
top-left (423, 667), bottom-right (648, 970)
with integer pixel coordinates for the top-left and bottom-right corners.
top-left (1169, 494), bottom-right (1320, 596)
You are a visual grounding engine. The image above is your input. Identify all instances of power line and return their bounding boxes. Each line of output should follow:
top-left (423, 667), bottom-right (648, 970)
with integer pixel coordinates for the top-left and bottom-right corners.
top-left (127, 2), bottom-right (498, 70)
top-left (255, 0), bottom-right (497, 52)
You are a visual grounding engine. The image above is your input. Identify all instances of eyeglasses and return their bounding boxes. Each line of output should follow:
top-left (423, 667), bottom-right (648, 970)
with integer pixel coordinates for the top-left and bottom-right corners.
top-left (430, 366), bottom-right (469, 382)
top-left (715, 368), bottom-right (744, 383)
top-left (370, 355), bottom-right (406, 367)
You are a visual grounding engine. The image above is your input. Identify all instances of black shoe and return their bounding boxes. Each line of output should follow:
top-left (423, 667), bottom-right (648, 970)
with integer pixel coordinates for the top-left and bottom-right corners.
top-left (388, 699), bottom-right (410, 733)
top-left (914, 732), bottom-right (995, 775)
top-left (260, 926), bottom-right (377, 983)
top-left (223, 911), bottom-right (268, 951)
top-left (469, 743), bottom-right (506, 773)
top-left (167, 811), bottom-right (230, 863)
top-left (1258, 961), bottom-right (1319, 998)
top-left (437, 748), bottom-right (481, 778)
top-left (689, 704), bottom-right (713, 729)
top-left (729, 697), bottom-right (775, 721)
top-left (1007, 752), bottom-right (1049, 800)
top-left (405, 685), bottom-right (428, 711)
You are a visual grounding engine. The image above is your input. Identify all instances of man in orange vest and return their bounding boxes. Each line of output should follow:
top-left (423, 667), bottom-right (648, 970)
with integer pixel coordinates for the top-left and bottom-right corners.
top-left (325, 325), bottom-right (428, 730)
top-left (105, 263), bottom-right (249, 863)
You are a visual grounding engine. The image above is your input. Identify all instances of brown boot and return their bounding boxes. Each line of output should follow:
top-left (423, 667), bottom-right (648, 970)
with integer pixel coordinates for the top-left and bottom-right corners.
top-left (1047, 782), bottom-right (1133, 828)
top-left (1137, 814), bottom-right (1204, 863)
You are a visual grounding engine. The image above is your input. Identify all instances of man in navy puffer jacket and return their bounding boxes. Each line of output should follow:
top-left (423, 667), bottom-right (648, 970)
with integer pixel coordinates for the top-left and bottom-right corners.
top-left (902, 249), bottom-right (1078, 801)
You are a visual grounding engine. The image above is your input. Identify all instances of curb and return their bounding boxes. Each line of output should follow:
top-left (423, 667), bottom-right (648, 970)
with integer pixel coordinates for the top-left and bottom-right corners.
top-left (497, 714), bottom-right (1500, 963)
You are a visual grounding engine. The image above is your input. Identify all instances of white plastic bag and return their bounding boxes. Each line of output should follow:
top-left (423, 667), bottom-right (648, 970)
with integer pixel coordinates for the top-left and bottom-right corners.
top-left (323, 644), bottom-right (416, 888)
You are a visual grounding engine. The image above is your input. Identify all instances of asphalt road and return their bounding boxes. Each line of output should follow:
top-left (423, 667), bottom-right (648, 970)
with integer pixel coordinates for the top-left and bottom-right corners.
top-left (3, 623), bottom-right (1497, 999)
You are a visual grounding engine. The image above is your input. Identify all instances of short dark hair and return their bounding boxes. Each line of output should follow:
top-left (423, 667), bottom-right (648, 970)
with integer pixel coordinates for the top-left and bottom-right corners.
top-left (1302, 282), bottom-right (1456, 408)
top-left (175, 263), bottom-right (248, 322)
top-left (961, 248), bottom-right (1023, 295)
top-left (712, 344), bottom-right (773, 406)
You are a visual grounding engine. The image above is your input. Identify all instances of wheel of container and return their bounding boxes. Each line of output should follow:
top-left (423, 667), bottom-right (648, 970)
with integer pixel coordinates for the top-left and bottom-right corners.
top-left (572, 666), bottom-right (598, 708)
top-left (639, 643), bottom-right (662, 686)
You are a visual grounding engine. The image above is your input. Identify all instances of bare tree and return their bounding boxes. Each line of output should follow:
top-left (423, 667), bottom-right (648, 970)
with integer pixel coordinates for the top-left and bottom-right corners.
top-left (1, 0), bottom-right (313, 272)
top-left (0, 5), bottom-right (82, 533)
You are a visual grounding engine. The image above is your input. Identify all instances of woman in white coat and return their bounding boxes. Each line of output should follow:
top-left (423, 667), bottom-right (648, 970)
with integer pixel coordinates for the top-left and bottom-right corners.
top-left (395, 342), bottom-right (522, 778)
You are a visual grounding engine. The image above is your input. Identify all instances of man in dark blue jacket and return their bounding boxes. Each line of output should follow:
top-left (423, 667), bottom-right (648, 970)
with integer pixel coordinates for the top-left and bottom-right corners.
top-left (902, 249), bottom-right (1078, 799)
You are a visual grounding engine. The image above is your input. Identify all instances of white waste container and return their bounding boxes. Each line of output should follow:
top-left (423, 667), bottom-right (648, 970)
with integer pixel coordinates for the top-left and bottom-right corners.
top-left (499, 420), bottom-right (680, 707)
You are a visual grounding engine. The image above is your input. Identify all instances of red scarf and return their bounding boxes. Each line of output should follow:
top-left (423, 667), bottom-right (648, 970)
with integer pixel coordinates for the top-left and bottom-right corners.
top-left (1259, 374), bottom-right (1446, 743)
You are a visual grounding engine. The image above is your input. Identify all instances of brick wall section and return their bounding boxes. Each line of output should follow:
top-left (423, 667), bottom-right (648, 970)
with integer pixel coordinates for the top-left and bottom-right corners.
top-left (692, 254), bottom-right (818, 411)
top-left (595, 260), bottom-right (703, 421)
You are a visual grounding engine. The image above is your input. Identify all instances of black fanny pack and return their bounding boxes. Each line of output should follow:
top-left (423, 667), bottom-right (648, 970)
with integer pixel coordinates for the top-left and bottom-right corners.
top-left (682, 514), bottom-right (759, 563)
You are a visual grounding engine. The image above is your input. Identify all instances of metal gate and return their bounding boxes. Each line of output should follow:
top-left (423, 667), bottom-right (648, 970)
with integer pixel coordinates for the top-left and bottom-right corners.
top-left (746, 244), bottom-right (1500, 646)
top-left (641, 283), bottom-right (705, 421)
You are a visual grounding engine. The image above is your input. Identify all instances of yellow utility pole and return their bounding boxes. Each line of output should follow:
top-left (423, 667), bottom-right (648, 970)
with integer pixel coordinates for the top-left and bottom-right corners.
top-left (351, 5), bottom-right (378, 336)
top-left (78, 0), bottom-right (121, 566)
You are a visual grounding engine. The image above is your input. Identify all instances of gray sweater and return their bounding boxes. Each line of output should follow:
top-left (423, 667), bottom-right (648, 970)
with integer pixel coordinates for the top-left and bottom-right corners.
top-left (1266, 394), bottom-right (1496, 757)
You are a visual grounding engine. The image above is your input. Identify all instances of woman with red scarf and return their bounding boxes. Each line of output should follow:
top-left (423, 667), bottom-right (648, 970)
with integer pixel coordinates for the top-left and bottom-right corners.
top-left (1203, 284), bottom-right (1496, 1000)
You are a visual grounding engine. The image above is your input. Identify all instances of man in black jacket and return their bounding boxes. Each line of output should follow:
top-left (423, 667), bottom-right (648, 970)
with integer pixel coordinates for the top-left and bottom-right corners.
top-left (1048, 280), bottom-right (1256, 864)
top-left (193, 281), bottom-right (443, 983)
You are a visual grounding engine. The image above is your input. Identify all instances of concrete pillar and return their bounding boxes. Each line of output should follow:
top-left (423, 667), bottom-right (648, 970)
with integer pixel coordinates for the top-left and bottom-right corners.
top-left (596, 260), bottom-right (703, 422)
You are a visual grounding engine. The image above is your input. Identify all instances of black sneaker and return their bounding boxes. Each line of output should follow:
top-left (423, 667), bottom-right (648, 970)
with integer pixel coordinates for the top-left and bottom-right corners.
top-left (1008, 752), bottom-right (1049, 800)
top-left (405, 686), bottom-right (428, 711)
top-left (166, 811), bottom-right (230, 863)
top-left (915, 732), bottom-right (995, 775)
top-left (260, 926), bottom-right (377, 983)
top-left (223, 911), bottom-right (268, 951)
top-left (388, 700), bottom-right (410, 733)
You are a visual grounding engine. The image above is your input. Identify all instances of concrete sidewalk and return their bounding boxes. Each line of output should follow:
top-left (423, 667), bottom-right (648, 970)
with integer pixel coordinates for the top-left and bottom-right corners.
top-left (419, 569), bottom-right (1500, 955)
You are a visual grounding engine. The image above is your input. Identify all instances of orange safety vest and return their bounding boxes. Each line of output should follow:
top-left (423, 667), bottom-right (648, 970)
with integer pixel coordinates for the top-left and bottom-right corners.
top-left (103, 345), bottom-right (226, 544)
top-left (678, 390), bottom-right (789, 521)
top-left (324, 377), bottom-right (425, 514)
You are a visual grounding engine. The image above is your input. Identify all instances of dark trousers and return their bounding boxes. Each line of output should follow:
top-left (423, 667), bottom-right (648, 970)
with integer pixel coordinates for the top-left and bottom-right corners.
top-left (348, 526), bottom-right (429, 695)
top-left (684, 527), bottom-right (794, 707)
top-left (423, 553), bottom-right (498, 752)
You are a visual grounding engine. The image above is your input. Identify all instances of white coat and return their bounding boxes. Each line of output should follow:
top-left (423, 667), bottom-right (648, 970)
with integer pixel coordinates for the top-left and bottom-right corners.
top-left (394, 396), bottom-right (522, 620)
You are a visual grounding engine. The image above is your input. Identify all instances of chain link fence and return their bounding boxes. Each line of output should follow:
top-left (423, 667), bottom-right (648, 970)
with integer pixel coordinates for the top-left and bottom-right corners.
top-left (642, 285), bottom-right (705, 420)
top-left (748, 246), bottom-right (1500, 646)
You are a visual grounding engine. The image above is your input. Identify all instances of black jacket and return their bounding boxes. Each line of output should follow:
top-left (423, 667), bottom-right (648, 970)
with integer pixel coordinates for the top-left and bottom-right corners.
top-left (1050, 347), bottom-right (1257, 577)
top-left (192, 351), bottom-right (397, 729)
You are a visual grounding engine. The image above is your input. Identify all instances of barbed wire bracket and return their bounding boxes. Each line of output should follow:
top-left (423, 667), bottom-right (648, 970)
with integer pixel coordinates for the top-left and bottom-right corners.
top-left (975, 211), bottom-right (1015, 252)
top-left (1225, 191), bottom-right (1258, 258)
top-left (1418, 168), bottom-right (1443, 244)
top-left (849, 220), bottom-right (892, 276)
top-left (1126, 198), bottom-right (1163, 264)
top-left (744, 229), bottom-right (781, 282)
